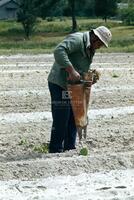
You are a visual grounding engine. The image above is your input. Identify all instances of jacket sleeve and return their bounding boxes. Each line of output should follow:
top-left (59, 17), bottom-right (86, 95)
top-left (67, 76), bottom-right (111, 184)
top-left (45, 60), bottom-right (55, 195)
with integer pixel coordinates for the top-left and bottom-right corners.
top-left (54, 34), bottom-right (81, 68)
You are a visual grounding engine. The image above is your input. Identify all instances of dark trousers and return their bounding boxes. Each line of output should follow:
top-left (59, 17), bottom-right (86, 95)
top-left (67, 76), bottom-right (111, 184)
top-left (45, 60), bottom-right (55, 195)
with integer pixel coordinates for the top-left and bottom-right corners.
top-left (48, 82), bottom-right (77, 153)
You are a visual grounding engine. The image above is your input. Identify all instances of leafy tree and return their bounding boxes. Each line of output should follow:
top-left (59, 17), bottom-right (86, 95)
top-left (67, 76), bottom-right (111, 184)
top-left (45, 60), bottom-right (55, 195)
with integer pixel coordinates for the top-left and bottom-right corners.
top-left (31, 0), bottom-right (95, 32)
top-left (17, 0), bottom-right (38, 39)
top-left (37, 0), bottom-right (78, 32)
top-left (84, 0), bottom-right (95, 17)
top-left (94, 0), bottom-right (117, 22)
top-left (64, 0), bottom-right (88, 32)
top-left (120, 6), bottom-right (134, 24)
top-left (34, 0), bottom-right (60, 19)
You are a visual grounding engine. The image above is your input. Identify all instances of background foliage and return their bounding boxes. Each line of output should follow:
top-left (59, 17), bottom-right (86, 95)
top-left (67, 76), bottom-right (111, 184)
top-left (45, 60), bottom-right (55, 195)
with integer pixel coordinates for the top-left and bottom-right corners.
top-left (0, 0), bottom-right (133, 53)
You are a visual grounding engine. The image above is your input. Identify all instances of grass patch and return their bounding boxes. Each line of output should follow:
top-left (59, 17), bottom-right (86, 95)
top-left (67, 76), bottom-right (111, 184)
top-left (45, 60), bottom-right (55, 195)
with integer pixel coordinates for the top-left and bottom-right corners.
top-left (33, 143), bottom-right (49, 153)
top-left (0, 19), bottom-right (133, 54)
top-left (18, 138), bottom-right (49, 154)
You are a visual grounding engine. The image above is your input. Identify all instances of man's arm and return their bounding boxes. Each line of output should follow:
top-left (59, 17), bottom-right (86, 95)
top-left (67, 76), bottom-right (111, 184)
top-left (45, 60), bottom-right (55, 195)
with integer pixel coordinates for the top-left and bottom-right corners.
top-left (65, 65), bottom-right (80, 81)
top-left (54, 35), bottom-right (82, 81)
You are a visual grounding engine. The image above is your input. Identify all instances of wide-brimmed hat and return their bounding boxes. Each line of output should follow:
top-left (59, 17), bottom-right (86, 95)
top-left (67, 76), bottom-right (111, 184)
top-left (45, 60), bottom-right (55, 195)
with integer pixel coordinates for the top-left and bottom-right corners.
top-left (93, 26), bottom-right (112, 47)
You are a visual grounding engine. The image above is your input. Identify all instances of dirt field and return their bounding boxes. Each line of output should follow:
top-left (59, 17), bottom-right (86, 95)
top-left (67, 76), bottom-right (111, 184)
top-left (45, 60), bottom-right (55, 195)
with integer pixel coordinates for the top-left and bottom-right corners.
top-left (0, 53), bottom-right (134, 199)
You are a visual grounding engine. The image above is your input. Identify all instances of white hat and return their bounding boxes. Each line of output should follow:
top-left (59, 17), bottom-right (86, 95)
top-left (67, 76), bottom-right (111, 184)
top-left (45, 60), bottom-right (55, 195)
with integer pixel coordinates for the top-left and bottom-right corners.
top-left (93, 26), bottom-right (112, 47)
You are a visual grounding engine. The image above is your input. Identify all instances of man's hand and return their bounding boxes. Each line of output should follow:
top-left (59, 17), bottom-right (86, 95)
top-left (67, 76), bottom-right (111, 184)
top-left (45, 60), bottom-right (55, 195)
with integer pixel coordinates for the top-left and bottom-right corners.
top-left (68, 70), bottom-right (80, 81)
top-left (65, 66), bottom-right (81, 81)
top-left (92, 69), bottom-right (101, 84)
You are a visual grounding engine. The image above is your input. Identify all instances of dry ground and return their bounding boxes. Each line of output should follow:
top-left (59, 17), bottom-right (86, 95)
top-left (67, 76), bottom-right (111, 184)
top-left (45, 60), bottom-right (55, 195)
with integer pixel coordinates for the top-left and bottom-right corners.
top-left (0, 53), bottom-right (134, 199)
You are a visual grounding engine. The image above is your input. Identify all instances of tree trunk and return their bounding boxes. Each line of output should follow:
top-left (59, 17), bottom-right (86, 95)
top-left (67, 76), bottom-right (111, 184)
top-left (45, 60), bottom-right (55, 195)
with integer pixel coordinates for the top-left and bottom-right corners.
top-left (71, 0), bottom-right (77, 32)
top-left (103, 16), bottom-right (107, 23)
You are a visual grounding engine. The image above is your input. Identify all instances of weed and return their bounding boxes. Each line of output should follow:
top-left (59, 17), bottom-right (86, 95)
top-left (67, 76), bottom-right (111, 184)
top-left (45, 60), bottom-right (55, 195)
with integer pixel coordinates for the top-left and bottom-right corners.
top-left (33, 143), bottom-right (49, 153)
top-left (79, 147), bottom-right (88, 156)
top-left (112, 73), bottom-right (119, 78)
top-left (18, 138), bottom-right (49, 154)
top-left (19, 138), bottom-right (28, 145)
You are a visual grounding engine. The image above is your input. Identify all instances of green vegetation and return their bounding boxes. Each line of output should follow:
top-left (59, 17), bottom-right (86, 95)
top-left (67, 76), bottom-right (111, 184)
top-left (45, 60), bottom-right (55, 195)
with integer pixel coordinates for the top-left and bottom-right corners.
top-left (119, 7), bottom-right (134, 25)
top-left (79, 147), bottom-right (88, 156)
top-left (112, 73), bottom-right (119, 78)
top-left (17, 0), bottom-right (39, 39)
top-left (18, 137), bottom-right (49, 153)
top-left (19, 138), bottom-right (28, 145)
top-left (0, 18), bottom-right (133, 54)
top-left (95, 0), bottom-right (117, 22)
top-left (33, 144), bottom-right (49, 153)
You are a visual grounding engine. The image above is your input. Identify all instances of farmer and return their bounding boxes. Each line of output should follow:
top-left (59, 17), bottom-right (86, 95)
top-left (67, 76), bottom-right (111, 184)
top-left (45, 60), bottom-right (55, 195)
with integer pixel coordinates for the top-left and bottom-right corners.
top-left (47, 26), bottom-right (112, 153)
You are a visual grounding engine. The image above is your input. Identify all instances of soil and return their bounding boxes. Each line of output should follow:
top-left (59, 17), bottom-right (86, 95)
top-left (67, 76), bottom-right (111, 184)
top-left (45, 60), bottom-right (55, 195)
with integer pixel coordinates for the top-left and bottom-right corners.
top-left (0, 53), bottom-right (134, 199)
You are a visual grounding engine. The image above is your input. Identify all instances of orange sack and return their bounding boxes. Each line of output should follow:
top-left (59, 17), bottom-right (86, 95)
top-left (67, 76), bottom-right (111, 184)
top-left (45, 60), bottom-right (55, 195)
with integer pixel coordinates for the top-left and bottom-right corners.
top-left (67, 70), bottom-right (100, 141)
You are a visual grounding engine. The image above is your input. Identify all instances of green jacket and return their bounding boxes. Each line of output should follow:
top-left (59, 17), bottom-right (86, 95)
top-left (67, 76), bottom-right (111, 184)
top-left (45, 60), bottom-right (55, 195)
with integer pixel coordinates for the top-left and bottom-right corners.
top-left (48, 31), bottom-right (95, 89)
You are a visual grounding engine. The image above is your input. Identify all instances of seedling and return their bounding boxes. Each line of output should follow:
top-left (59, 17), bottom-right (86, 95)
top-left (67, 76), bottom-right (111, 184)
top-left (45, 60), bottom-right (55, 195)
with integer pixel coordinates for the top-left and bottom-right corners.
top-left (112, 73), bottom-right (119, 78)
top-left (79, 147), bottom-right (88, 156)
top-left (33, 143), bottom-right (49, 153)
top-left (18, 138), bottom-right (28, 145)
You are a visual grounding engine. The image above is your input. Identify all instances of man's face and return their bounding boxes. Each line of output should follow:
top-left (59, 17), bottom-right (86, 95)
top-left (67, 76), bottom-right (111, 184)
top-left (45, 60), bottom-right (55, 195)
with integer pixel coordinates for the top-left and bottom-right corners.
top-left (92, 37), bottom-right (104, 49)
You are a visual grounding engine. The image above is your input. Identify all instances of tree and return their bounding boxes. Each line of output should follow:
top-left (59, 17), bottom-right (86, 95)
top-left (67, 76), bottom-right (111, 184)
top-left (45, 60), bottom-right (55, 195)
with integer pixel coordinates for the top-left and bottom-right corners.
top-left (17, 0), bottom-right (38, 39)
top-left (120, 6), bottom-right (134, 24)
top-left (94, 0), bottom-right (117, 22)
top-left (37, 0), bottom-right (78, 32)
top-left (68, 0), bottom-right (77, 32)
top-left (33, 0), bottom-right (95, 32)
top-left (65, 0), bottom-right (87, 32)
top-left (84, 0), bottom-right (95, 17)
top-left (34, 0), bottom-right (60, 19)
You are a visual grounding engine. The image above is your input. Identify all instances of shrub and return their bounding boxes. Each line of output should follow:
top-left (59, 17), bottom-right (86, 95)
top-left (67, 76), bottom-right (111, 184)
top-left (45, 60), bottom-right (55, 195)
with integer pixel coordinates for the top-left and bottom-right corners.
top-left (17, 0), bottom-right (39, 39)
top-left (120, 7), bottom-right (134, 25)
